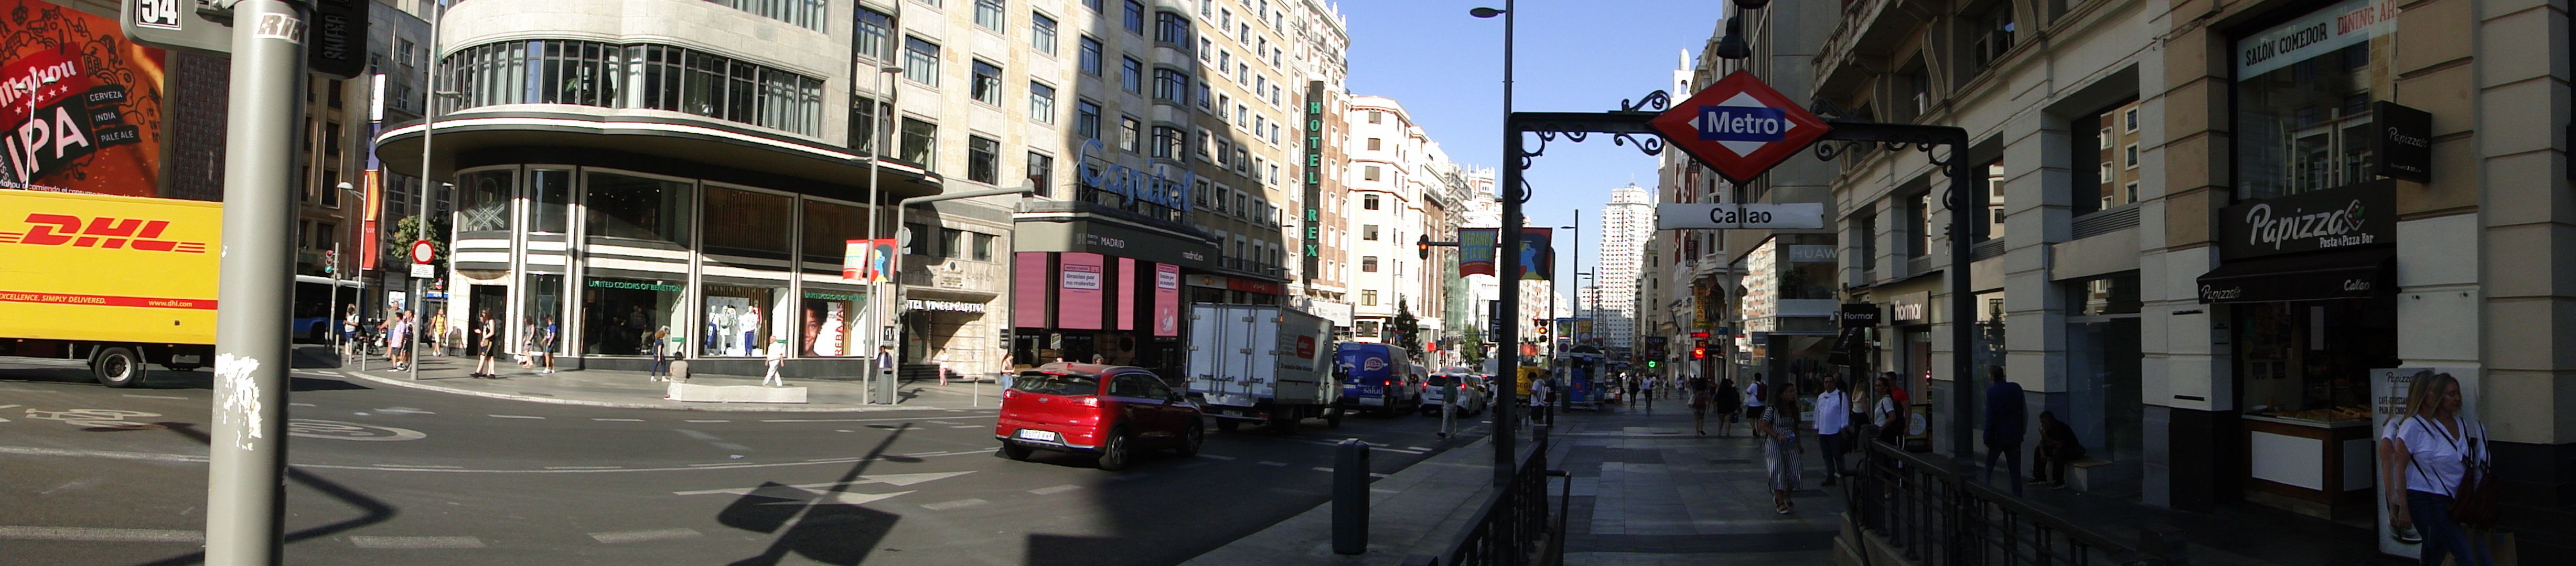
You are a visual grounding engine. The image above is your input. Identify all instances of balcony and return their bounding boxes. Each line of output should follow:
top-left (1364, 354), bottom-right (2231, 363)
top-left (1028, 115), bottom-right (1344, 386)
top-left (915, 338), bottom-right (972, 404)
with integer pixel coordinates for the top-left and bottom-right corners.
top-left (1812, 0), bottom-right (1938, 104)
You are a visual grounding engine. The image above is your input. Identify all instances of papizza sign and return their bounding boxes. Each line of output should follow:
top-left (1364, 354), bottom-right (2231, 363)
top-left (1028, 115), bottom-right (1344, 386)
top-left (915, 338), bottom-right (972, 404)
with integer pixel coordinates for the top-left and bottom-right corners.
top-left (1648, 70), bottom-right (1831, 184)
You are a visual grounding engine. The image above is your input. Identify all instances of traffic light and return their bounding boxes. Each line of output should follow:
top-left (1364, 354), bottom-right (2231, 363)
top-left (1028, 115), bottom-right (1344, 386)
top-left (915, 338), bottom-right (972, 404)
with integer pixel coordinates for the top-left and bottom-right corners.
top-left (321, 250), bottom-right (336, 274)
top-left (1690, 340), bottom-right (1708, 360)
top-left (1646, 360), bottom-right (1660, 369)
top-left (1417, 235), bottom-right (1431, 260)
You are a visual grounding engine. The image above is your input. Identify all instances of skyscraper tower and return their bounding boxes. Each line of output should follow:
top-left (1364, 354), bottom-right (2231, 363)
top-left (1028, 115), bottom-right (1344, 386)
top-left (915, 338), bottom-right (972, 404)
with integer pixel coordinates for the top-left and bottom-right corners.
top-left (1595, 184), bottom-right (1656, 352)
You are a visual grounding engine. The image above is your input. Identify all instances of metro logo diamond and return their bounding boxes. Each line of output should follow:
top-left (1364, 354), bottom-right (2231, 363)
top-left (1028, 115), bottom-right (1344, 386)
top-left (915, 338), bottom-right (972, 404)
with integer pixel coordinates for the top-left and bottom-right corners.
top-left (1650, 70), bottom-right (1831, 184)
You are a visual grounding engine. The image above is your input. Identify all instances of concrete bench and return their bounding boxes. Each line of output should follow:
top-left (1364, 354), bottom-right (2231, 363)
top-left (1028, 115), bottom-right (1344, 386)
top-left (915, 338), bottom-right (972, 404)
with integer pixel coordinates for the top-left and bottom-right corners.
top-left (2068, 459), bottom-right (2126, 492)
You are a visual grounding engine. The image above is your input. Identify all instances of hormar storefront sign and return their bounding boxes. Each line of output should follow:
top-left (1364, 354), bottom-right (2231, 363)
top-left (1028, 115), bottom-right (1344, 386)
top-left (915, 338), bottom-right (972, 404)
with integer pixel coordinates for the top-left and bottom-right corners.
top-left (2219, 180), bottom-right (2396, 259)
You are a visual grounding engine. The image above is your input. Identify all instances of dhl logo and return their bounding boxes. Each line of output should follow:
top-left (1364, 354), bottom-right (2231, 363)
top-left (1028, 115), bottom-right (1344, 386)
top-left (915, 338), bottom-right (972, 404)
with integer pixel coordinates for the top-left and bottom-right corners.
top-left (0, 213), bottom-right (209, 253)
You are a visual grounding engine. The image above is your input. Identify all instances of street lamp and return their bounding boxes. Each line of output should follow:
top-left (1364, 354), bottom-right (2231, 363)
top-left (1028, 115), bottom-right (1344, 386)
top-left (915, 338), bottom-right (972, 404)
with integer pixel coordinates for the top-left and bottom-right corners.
top-left (865, 64), bottom-right (902, 405)
top-left (413, 0), bottom-right (452, 384)
top-left (1468, 1), bottom-right (1518, 489)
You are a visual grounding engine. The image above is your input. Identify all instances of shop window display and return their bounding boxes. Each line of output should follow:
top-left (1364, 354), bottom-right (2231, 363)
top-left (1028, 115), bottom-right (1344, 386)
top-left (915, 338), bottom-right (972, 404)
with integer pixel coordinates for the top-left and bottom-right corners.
top-left (800, 200), bottom-right (866, 262)
top-left (702, 284), bottom-right (787, 357)
top-left (582, 278), bottom-right (684, 356)
top-left (521, 274), bottom-right (565, 355)
top-left (530, 169), bottom-right (573, 233)
top-left (2233, 299), bottom-right (2392, 423)
top-left (799, 290), bottom-right (870, 357)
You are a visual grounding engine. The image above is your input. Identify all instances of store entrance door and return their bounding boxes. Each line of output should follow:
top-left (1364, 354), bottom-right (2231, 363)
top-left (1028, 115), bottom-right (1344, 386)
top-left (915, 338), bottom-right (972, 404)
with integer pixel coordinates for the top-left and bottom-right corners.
top-left (468, 285), bottom-right (507, 358)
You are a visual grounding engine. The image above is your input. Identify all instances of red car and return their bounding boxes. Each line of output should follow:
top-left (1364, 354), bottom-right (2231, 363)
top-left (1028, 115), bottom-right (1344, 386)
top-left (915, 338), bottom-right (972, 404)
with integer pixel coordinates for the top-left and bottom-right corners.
top-left (995, 363), bottom-right (1203, 470)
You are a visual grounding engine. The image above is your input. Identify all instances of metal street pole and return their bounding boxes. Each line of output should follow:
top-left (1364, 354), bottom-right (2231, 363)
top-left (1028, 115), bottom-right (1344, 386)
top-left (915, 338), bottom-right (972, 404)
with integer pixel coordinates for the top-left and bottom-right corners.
top-left (1469, 0), bottom-right (1519, 493)
top-left (412, 0), bottom-right (445, 383)
top-left (207, 1), bottom-right (310, 563)
top-left (866, 66), bottom-right (900, 405)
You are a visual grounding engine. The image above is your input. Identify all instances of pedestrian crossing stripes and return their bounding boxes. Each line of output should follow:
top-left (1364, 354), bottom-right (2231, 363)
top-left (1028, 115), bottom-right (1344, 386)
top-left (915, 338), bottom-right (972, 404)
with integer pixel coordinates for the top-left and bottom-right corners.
top-left (0, 526), bottom-right (202, 542)
top-left (348, 536), bottom-right (486, 549)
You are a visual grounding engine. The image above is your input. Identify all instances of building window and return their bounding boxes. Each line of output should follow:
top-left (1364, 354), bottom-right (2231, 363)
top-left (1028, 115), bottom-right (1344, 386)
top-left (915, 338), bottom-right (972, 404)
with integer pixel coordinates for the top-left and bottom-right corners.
top-left (970, 60), bottom-right (1002, 105)
top-left (706, 0), bottom-right (827, 30)
top-left (702, 186), bottom-right (792, 255)
top-left (1122, 0), bottom-right (1146, 34)
top-left (1029, 82), bottom-right (1057, 123)
top-left (1361, 256), bottom-right (1378, 272)
top-left (967, 136), bottom-right (999, 183)
top-left (974, 0), bottom-right (1006, 30)
top-left (904, 222), bottom-right (933, 256)
top-left (1362, 165), bottom-right (1379, 181)
top-left (2235, 5), bottom-right (2390, 200)
top-left (1120, 57), bottom-right (1144, 93)
top-left (1030, 12), bottom-right (1058, 55)
top-left (1078, 36), bottom-right (1103, 75)
top-left (1027, 153), bottom-right (1055, 197)
top-left (1151, 126), bottom-right (1184, 159)
top-left (2124, 144), bottom-right (2139, 169)
top-left (2070, 99), bottom-right (2137, 216)
top-left (1366, 137), bottom-right (1380, 150)
top-left (1367, 111), bottom-right (1381, 124)
top-left (1083, 0), bottom-right (1101, 11)
top-left (1156, 12), bottom-right (1192, 45)
top-left (849, 95), bottom-right (885, 154)
top-left (1361, 290), bottom-right (1378, 307)
top-left (1905, 191), bottom-right (1930, 258)
top-left (903, 37), bottom-right (940, 86)
top-left (1119, 116), bottom-right (1141, 152)
top-left (973, 233), bottom-right (996, 262)
top-left (899, 117), bottom-right (936, 167)
top-left (855, 7), bottom-right (894, 60)
top-left (1075, 100), bottom-right (1101, 139)
top-left (1152, 68), bottom-right (1188, 104)
top-left (584, 171), bottom-right (694, 244)
top-left (1363, 194), bottom-right (1379, 210)
top-left (443, 40), bottom-right (824, 135)
top-left (2124, 107), bottom-right (2139, 132)
top-left (1362, 224), bottom-right (1378, 241)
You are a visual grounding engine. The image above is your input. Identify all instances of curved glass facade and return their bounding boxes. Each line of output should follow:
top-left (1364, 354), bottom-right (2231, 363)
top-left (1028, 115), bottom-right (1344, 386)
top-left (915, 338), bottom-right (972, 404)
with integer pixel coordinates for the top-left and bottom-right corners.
top-left (441, 39), bottom-right (825, 136)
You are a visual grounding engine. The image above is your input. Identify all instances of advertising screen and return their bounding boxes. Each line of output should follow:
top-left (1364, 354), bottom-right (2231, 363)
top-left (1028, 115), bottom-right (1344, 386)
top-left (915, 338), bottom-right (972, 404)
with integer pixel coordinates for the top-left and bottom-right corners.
top-left (3, 1), bottom-right (164, 197)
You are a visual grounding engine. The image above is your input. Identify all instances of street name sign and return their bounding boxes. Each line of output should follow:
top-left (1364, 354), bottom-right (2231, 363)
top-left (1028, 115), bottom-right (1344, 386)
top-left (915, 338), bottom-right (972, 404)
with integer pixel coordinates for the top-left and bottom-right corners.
top-left (1655, 203), bottom-right (1826, 230)
top-left (1647, 70), bottom-right (1831, 184)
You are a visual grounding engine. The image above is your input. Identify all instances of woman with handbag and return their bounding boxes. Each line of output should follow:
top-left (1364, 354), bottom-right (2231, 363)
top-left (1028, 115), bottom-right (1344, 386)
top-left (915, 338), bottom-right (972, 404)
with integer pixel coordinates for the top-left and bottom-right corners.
top-left (2382, 372), bottom-right (2494, 566)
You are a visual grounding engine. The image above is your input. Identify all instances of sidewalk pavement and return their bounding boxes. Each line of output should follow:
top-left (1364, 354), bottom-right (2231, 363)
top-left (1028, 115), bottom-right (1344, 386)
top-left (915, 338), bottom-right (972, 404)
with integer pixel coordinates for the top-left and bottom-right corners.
top-left (320, 349), bottom-right (1001, 412)
top-left (1182, 401), bottom-right (1845, 565)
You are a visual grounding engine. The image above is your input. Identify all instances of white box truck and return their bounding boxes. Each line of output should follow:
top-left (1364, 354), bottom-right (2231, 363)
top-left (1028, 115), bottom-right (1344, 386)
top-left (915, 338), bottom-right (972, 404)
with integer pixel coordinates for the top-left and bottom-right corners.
top-left (1186, 304), bottom-right (1341, 432)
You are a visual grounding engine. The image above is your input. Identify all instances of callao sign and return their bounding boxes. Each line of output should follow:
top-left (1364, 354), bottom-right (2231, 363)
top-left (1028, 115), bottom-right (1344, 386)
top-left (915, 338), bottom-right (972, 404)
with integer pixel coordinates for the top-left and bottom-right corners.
top-left (1649, 70), bottom-right (1831, 184)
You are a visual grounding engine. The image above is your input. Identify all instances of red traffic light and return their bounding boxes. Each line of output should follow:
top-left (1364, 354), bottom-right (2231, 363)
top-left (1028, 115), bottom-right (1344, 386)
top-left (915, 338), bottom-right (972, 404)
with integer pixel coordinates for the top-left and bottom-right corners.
top-left (1690, 341), bottom-right (1708, 360)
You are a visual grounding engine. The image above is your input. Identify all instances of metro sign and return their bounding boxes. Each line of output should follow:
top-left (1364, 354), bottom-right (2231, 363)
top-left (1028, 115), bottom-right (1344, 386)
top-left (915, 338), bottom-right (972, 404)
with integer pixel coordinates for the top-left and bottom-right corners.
top-left (1649, 70), bottom-right (1831, 184)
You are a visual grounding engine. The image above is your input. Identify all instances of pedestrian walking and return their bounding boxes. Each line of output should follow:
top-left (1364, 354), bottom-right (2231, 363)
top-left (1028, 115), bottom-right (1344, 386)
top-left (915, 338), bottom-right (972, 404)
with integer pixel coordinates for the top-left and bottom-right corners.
top-left (1714, 377), bottom-right (1741, 437)
top-left (472, 309), bottom-right (499, 378)
top-left (1527, 377), bottom-right (1552, 427)
top-left (1815, 375), bottom-right (1852, 486)
top-left (1626, 375), bottom-right (1641, 408)
top-left (648, 326), bottom-right (671, 382)
top-left (1983, 367), bottom-right (2028, 495)
top-left (388, 311), bottom-right (412, 371)
top-left (429, 309), bottom-right (447, 357)
top-left (1438, 377), bottom-right (1460, 439)
top-left (763, 338), bottom-right (788, 387)
top-left (1871, 375), bottom-right (1904, 445)
top-left (1690, 374), bottom-right (1713, 436)
top-left (540, 315), bottom-right (559, 374)
top-left (2031, 411), bottom-right (2085, 489)
top-left (1742, 373), bottom-right (1768, 421)
top-left (2383, 372), bottom-right (2496, 566)
top-left (1758, 383), bottom-right (1805, 514)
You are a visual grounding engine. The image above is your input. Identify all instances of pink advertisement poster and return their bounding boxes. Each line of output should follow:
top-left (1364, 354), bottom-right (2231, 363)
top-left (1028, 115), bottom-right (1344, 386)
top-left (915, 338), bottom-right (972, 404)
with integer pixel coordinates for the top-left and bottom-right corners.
top-left (1014, 253), bottom-right (1051, 329)
top-left (1057, 253), bottom-right (1106, 330)
top-left (1116, 258), bottom-right (1137, 331)
top-left (1153, 263), bottom-right (1181, 336)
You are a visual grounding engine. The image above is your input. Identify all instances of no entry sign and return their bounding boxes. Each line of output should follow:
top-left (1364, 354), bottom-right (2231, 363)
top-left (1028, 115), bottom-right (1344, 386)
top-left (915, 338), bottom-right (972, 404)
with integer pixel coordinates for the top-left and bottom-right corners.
top-left (1649, 70), bottom-right (1831, 184)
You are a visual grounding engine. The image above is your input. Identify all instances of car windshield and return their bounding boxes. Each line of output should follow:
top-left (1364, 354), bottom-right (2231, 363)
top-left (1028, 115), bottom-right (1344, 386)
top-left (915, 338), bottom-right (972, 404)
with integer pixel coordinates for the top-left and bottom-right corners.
top-left (1012, 372), bottom-right (1098, 396)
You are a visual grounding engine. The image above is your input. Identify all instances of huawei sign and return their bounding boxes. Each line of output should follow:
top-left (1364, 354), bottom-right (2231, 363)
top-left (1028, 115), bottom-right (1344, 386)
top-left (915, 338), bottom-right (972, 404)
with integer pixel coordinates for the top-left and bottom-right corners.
top-left (0, 213), bottom-right (209, 253)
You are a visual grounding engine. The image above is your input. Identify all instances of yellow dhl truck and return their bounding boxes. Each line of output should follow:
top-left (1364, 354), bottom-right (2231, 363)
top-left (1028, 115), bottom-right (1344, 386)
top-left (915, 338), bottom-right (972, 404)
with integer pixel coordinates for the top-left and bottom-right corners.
top-left (0, 189), bottom-right (221, 387)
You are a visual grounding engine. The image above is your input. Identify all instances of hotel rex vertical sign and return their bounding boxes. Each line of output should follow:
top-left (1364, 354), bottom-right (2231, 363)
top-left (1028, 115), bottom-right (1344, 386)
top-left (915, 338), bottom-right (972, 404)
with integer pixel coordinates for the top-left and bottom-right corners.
top-left (1302, 81), bottom-right (1326, 286)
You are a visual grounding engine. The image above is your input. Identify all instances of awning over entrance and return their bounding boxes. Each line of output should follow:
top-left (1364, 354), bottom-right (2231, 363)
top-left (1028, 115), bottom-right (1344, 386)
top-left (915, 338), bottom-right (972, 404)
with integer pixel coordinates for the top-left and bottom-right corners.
top-left (2196, 247), bottom-right (2394, 303)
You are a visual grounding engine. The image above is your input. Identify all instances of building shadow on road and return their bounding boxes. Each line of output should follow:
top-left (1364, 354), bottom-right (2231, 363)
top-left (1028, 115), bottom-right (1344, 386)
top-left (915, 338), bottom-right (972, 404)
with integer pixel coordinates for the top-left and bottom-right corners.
top-left (718, 423), bottom-right (922, 565)
top-left (131, 422), bottom-right (401, 565)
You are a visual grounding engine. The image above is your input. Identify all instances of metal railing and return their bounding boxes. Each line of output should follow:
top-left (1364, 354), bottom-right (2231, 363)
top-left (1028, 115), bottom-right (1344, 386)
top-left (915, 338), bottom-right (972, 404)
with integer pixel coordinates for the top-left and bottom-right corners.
top-left (1847, 439), bottom-right (2173, 565)
top-left (1408, 430), bottom-right (1568, 566)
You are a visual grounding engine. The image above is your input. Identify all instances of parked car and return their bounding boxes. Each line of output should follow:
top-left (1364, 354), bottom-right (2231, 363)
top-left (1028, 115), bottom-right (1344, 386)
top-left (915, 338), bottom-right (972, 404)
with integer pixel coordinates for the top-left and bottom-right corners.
top-left (1421, 373), bottom-right (1488, 416)
top-left (995, 363), bottom-right (1204, 471)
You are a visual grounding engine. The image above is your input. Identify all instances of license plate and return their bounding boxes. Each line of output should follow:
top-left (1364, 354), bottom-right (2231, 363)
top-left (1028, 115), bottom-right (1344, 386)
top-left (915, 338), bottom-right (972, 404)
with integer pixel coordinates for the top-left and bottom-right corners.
top-left (1015, 429), bottom-right (1056, 442)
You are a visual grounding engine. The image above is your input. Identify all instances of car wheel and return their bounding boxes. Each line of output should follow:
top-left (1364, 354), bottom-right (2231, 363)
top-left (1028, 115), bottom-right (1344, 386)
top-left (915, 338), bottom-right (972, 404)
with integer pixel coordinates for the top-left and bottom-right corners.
top-left (1095, 429), bottom-right (1133, 471)
top-left (94, 347), bottom-right (145, 388)
top-left (999, 442), bottom-right (1033, 461)
top-left (1175, 423), bottom-right (1203, 456)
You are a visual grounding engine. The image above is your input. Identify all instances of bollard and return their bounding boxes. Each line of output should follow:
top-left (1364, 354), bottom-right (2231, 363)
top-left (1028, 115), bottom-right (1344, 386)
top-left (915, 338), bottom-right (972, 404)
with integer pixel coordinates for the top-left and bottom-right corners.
top-left (1333, 438), bottom-right (1371, 554)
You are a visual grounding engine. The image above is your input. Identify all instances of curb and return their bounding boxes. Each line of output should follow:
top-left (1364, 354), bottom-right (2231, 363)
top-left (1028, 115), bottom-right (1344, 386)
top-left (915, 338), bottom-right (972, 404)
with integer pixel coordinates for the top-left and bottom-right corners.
top-left (329, 370), bottom-right (973, 413)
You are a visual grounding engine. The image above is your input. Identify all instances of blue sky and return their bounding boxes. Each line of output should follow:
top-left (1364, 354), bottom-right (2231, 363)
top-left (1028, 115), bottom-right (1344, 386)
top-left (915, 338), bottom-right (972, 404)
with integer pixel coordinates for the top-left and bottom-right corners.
top-left (1339, 1), bottom-right (1727, 305)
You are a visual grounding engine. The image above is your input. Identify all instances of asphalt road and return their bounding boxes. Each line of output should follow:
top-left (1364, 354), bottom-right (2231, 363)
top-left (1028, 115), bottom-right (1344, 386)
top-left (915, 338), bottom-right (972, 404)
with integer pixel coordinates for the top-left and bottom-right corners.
top-left (0, 358), bottom-right (1491, 566)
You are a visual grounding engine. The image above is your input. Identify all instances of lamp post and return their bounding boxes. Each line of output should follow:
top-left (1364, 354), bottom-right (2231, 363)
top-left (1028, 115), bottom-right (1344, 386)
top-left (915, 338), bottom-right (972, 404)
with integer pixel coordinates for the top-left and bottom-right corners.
top-left (414, 0), bottom-right (453, 384)
top-left (1468, 2), bottom-right (1516, 491)
top-left (335, 181), bottom-right (361, 361)
top-left (865, 64), bottom-right (902, 404)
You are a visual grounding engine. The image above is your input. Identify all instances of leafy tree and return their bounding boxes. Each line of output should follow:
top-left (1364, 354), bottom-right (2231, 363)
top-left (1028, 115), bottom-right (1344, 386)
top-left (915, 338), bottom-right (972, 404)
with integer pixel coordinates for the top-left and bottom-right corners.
top-left (1392, 300), bottom-right (1423, 359)
top-left (1459, 325), bottom-right (1487, 367)
top-left (387, 214), bottom-right (450, 273)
